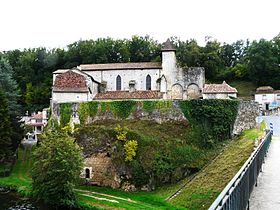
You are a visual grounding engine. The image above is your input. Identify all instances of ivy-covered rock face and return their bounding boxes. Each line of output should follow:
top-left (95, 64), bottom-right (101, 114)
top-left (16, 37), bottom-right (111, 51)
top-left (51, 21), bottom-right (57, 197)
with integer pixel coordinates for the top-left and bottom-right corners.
top-left (75, 121), bottom-right (207, 190)
top-left (56, 99), bottom-right (240, 191)
top-left (179, 99), bottom-right (239, 147)
top-left (57, 100), bottom-right (185, 127)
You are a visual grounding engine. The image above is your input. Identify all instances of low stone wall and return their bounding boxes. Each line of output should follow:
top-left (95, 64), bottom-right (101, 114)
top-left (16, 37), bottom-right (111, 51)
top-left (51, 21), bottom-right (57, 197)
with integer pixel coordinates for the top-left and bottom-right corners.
top-left (233, 100), bottom-right (259, 135)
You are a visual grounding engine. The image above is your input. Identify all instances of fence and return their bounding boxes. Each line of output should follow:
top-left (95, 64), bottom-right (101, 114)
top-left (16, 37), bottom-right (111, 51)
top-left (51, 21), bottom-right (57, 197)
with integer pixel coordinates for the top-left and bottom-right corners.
top-left (208, 130), bottom-right (272, 210)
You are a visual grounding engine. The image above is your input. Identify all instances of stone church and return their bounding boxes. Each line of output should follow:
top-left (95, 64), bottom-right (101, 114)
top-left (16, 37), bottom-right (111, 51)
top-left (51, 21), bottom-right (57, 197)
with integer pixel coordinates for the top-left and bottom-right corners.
top-left (52, 39), bottom-right (205, 103)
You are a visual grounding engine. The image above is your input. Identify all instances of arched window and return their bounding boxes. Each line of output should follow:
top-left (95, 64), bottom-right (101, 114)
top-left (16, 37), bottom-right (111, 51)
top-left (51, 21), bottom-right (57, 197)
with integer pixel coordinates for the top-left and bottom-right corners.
top-left (85, 168), bottom-right (90, 178)
top-left (116, 75), bottom-right (121, 90)
top-left (146, 75), bottom-right (151, 90)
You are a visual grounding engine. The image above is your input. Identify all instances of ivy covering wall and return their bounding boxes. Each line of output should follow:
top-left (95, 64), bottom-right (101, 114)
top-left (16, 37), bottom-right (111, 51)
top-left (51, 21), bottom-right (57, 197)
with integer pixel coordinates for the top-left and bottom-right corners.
top-left (141, 100), bottom-right (172, 113)
top-left (75, 100), bottom-right (173, 124)
top-left (59, 99), bottom-right (239, 145)
top-left (179, 99), bottom-right (239, 146)
top-left (78, 101), bottom-right (99, 124)
top-left (59, 103), bottom-right (71, 127)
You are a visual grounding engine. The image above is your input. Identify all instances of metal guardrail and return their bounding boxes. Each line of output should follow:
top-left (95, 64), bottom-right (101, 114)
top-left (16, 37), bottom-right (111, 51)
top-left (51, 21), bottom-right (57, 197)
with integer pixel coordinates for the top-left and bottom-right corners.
top-left (208, 130), bottom-right (272, 210)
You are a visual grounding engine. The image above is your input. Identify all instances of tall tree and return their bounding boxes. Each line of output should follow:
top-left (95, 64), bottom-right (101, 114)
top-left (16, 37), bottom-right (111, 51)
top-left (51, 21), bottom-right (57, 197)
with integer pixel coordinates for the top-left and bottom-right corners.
top-left (32, 131), bottom-right (83, 208)
top-left (128, 35), bottom-right (161, 62)
top-left (200, 40), bottom-right (225, 80)
top-left (0, 58), bottom-right (23, 150)
top-left (173, 37), bottom-right (202, 67)
top-left (247, 39), bottom-right (279, 88)
top-left (0, 90), bottom-right (12, 162)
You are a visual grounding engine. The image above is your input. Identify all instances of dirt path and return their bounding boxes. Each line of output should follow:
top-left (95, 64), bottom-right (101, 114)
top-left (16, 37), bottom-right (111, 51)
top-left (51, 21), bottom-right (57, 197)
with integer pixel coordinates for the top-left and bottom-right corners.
top-left (75, 189), bottom-right (137, 203)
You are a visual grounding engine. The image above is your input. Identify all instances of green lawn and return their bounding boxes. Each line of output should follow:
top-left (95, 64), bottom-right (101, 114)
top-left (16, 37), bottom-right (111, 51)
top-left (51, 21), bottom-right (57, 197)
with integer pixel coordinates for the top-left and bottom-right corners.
top-left (0, 148), bottom-right (33, 196)
top-left (76, 186), bottom-right (184, 210)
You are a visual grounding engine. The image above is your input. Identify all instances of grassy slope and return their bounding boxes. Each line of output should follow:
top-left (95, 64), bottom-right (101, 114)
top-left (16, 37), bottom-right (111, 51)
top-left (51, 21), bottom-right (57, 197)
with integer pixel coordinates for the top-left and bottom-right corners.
top-left (170, 128), bottom-right (264, 210)
top-left (0, 148), bottom-right (33, 196)
top-left (228, 81), bottom-right (257, 98)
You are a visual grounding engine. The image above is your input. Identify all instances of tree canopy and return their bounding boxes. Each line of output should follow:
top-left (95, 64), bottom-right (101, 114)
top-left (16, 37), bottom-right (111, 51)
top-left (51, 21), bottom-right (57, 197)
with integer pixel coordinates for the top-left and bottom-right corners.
top-left (0, 90), bottom-right (12, 162)
top-left (0, 58), bottom-right (22, 152)
top-left (31, 131), bottom-right (83, 208)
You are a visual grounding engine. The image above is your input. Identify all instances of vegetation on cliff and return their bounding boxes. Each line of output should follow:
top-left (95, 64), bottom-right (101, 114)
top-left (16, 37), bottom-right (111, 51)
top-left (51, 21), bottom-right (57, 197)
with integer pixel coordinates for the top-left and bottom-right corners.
top-left (75, 120), bottom-right (225, 189)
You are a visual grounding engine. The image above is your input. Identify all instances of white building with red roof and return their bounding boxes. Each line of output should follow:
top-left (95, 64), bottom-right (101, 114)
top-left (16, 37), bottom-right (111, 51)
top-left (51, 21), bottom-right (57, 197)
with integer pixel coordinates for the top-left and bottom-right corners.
top-left (26, 108), bottom-right (49, 140)
top-left (51, 39), bottom-right (205, 103)
top-left (254, 86), bottom-right (280, 110)
top-left (202, 81), bottom-right (238, 99)
top-left (52, 69), bottom-right (99, 103)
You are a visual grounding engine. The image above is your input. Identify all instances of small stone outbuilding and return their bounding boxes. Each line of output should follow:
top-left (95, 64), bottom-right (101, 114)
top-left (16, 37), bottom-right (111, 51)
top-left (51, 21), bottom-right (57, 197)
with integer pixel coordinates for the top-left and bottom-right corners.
top-left (202, 81), bottom-right (237, 99)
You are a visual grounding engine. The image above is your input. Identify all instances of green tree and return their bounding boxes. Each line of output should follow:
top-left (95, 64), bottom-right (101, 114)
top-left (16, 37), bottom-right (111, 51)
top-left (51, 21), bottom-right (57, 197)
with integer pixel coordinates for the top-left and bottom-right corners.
top-left (32, 131), bottom-right (83, 208)
top-left (247, 39), bottom-right (279, 88)
top-left (0, 90), bottom-right (12, 162)
top-left (0, 58), bottom-right (23, 150)
top-left (128, 35), bottom-right (161, 62)
top-left (172, 37), bottom-right (202, 67)
top-left (200, 39), bottom-right (225, 80)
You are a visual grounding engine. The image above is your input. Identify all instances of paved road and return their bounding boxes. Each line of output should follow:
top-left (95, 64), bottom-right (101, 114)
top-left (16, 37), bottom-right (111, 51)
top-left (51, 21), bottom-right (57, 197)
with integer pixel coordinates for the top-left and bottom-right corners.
top-left (250, 116), bottom-right (280, 210)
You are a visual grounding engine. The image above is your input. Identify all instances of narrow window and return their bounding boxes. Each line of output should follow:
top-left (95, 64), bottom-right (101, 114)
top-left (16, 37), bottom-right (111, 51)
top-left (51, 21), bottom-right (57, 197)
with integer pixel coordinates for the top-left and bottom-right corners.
top-left (116, 75), bottom-right (121, 90)
top-left (146, 75), bottom-right (151, 90)
top-left (85, 168), bottom-right (90, 178)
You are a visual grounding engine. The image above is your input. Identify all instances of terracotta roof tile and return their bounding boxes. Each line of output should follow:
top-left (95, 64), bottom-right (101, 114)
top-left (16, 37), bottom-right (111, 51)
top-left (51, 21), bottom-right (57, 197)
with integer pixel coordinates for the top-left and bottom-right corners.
top-left (53, 70), bottom-right (88, 92)
top-left (80, 62), bottom-right (161, 71)
top-left (202, 81), bottom-right (237, 94)
top-left (256, 86), bottom-right (274, 93)
top-left (94, 91), bottom-right (163, 100)
top-left (32, 113), bottom-right (42, 119)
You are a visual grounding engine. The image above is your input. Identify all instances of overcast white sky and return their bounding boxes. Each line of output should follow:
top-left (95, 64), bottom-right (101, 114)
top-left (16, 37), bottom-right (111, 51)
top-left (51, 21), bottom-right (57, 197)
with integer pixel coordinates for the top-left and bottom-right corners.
top-left (0, 0), bottom-right (279, 51)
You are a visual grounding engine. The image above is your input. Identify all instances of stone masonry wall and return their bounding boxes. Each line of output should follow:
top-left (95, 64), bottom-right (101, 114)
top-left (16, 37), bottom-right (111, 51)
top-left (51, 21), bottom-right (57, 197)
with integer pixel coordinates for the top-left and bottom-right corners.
top-left (52, 100), bottom-right (187, 125)
top-left (53, 100), bottom-right (259, 136)
top-left (83, 153), bottom-right (123, 189)
top-left (233, 100), bottom-right (259, 135)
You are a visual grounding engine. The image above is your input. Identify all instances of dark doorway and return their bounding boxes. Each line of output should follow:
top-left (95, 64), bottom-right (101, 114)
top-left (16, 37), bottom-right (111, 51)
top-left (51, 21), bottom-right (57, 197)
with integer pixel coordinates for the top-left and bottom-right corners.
top-left (265, 103), bottom-right (269, 110)
top-left (85, 168), bottom-right (90, 178)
